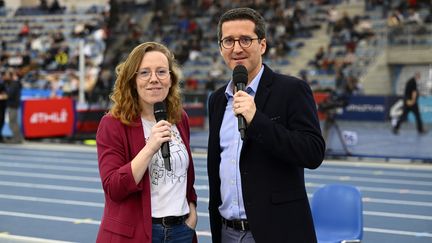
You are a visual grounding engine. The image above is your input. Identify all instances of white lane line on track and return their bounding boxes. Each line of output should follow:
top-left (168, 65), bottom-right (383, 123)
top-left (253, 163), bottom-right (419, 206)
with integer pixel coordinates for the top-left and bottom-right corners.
top-left (364, 211), bottom-right (432, 220)
top-left (1, 210), bottom-right (430, 238)
top-left (0, 233), bottom-right (75, 243)
top-left (0, 194), bottom-right (104, 207)
top-left (0, 193), bottom-right (210, 206)
top-left (0, 210), bottom-right (101, 224)
top-left (0, 154), bottom-right (96, 165)
top-left (0, 143), bottom-right (96, 152)
top-left (323, 160), bottom-right (432, 170)
top-left (0, 180), bottom-right (210, 193)
top-left (362, 197), bottom-right (432, 207)
top-left (0, 171), bottom-right (100, 182)
top-left (2, 180), bottom-right (431, 197)
top-left (194, 163), bottom-right (432, 179)
top-left (307, 174), bottom-right (432, 186)
top-left (307, 192), bottom-right (432, 207)
top-left (0, 170), bottom-right (205, 182)
top-left (0, 162), bottom-right (98, 173)
top-left (0, 181), bottom-right (103, 193)
top-left (1, 180), bottom-right (431, 208)
top-left (306, 182), bottom-right (432, 196)
top-left (2, 166), bottom-right (430, 188)
top-left (0, 210), bottom-right (212, 237)
top-left (308, 167), bottom-right (432, 179)
top-left (364, 227), bottom-right (432, 237)
top-left (1, 193), bottom-right (432, 218)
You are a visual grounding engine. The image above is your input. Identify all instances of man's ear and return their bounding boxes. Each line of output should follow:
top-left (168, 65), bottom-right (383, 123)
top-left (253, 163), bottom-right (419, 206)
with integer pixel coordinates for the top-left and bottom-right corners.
top-left (260, 38), bottom-right (267, 55)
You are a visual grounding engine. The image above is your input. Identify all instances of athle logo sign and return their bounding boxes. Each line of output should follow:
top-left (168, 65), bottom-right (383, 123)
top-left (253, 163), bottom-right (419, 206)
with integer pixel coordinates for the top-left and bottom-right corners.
top-left (22, 98), bottom-right (76, 138)
top-left (30, 109), bottom-right (69, 124)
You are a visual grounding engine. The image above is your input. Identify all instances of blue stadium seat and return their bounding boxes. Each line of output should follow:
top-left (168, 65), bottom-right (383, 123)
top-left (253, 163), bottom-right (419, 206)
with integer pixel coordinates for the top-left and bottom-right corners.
top-left (311, 184), bottom-right (363, 243)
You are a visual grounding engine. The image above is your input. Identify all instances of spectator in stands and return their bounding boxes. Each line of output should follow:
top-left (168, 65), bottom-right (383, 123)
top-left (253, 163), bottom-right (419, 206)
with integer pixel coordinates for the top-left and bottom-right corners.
top-left (335, 68), bottom-right (347, 92)
top-left (393, 72), bottom-right (427, 135)
top-left (406, 8), bottom-right (423, 25)
top-left (344, 75), bottom-right (363, 95)
top-left (18, 21), bottom-right (30, 40)
top-left (207, 7), bottom-right (325, 243)
top-left (310, 46), bottom-right (325, 69)
top-left (95, 42), bottom-right (197, 243)
top-left (185, 76), bottom-right (198, 91)
top-left (49, 0), bottom-right (62, 14)
top-left (39, 0), bottom-right (48, 11)
top-left (3, 68), bottom-right (23, 143)
top-left (327, 5), bottom-right (339, 34)
top-left (387, 9), bottom-right (404, 27)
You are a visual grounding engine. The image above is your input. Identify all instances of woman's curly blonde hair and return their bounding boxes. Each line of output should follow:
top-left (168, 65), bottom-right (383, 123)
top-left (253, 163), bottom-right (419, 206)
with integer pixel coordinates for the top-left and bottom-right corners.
top-left (109, 42), bottom-right (183, 125)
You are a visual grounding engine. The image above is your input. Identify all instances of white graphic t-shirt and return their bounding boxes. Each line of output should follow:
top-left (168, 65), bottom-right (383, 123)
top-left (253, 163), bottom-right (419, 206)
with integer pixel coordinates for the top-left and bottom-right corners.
top-left (141, 118), bottom-right (190, 217)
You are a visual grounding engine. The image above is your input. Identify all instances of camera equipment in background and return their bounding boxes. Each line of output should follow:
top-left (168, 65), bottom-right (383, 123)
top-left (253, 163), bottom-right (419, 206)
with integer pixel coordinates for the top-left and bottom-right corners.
top-left (319, 90), bottom-right (351, 156)
top-left (318, 91), bottom-right (349, 113)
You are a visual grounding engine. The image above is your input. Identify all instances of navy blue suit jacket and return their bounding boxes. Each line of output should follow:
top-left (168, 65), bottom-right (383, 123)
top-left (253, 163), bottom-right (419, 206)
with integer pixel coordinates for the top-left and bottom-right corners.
top-left (207, 65), bottom-right (325, 243)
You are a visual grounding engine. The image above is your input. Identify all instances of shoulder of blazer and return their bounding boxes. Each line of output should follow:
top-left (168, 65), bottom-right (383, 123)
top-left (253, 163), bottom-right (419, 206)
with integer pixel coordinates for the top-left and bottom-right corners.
top-left (261, 64), bottom-right (304, 87)
top-left (178, 110), bottom-right (190, 141)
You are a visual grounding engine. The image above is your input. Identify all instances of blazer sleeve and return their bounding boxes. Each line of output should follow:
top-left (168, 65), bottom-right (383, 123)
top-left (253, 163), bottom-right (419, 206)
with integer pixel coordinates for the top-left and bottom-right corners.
top-left (179, 111), bottom-right (197, 205)
top-left (96, 115), bottom-right (143, 202)
top-left (247, 79), bottom-right (325, 169)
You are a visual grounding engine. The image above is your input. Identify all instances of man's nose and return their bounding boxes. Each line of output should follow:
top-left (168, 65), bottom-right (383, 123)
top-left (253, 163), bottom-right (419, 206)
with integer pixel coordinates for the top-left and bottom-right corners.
top-left (232, 40), bottom-right (244, 52)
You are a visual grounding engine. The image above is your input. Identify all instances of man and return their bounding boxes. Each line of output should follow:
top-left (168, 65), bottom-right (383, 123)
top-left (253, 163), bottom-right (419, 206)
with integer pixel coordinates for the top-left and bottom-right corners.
top-left (393, 72), bottom-right (426, 135)
top-left (207, 8), bottom-right (325, 243)
top-left (3, 69), bottom-right (23, 143)
top-left (0, 75), bottom-right (7, 143)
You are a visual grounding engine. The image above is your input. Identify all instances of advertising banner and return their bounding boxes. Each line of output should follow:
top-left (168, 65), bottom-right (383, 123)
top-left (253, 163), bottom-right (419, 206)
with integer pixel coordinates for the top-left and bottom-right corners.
top-left (338, 96), bottom-right (387, 121)
top-left (22, 98), bottom-right (76, 138)
top-left (418, 97), bottom-right (432, 124)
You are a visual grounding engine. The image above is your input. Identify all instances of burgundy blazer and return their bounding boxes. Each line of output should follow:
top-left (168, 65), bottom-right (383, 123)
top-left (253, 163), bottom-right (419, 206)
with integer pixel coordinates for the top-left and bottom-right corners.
top-left (96, 111), bottom-right (197, 243)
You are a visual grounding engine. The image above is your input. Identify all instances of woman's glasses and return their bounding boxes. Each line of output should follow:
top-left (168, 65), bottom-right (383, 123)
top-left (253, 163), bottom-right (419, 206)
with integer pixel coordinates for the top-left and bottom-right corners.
top-left (136, 68), bottom-right (170, 81)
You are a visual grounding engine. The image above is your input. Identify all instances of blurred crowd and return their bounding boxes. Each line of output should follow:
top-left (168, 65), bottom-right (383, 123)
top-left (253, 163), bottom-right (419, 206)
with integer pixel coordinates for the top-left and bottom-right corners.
top-left (0, 0), bottom-right (110, 104)
top-left (1, 0), bottom-right (431, 108)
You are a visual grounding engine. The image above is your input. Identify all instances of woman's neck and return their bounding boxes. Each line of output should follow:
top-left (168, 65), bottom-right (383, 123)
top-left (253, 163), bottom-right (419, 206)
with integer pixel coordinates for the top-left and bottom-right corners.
top-left (141, 105), bottom-right (155, 122)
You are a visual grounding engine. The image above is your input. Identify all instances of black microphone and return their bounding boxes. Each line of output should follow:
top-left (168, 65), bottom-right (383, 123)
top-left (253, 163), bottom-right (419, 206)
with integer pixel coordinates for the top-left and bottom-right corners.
top-left (154, 101), bottom-right (171, 171)
top-left (233, 65), bottom-right (248, 140)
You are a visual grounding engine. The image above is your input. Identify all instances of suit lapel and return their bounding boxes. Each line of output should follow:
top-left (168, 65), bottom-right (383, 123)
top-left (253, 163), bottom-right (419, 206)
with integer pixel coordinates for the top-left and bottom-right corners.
top-left (254, 65), bottom-right (273, 112)
top-left (213, 87), bottom-right (228, 133)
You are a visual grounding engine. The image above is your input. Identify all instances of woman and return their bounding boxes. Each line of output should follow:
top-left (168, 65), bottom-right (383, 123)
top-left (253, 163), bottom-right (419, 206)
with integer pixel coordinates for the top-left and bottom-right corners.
top-left (96, 42), bottom-right (197, 243)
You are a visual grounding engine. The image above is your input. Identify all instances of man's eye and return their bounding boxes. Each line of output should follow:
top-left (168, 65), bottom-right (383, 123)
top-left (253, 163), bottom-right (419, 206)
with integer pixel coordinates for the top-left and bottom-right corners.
top-left (224, 39), bottom-right (234, 44)
top-left (240, 37), bottom-right (251, 43)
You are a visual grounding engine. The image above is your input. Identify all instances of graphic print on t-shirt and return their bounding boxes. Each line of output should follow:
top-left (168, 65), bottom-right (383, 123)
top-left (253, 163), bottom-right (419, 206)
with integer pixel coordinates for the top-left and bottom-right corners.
top-left (147, 127), bottom-right (188, 186)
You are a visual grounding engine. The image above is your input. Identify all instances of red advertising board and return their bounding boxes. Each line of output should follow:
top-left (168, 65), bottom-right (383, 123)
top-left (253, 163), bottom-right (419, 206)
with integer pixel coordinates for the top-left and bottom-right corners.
top-left (22, 98), bottom-right (76, 138)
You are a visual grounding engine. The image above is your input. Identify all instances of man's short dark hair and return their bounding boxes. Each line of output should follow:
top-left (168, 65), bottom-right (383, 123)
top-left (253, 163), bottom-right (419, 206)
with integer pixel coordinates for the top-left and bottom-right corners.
top-left (217, 7), bottom-right (266, 42)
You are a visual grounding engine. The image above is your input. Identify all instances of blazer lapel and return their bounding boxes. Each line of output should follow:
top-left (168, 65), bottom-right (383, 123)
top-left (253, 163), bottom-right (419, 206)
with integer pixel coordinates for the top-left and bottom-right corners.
top-left (254, 64), bottom-right (273, 112)
top-left (129, 117), bottom-right (145, 158)
top-left (213, 87), bottom-right (228, 133)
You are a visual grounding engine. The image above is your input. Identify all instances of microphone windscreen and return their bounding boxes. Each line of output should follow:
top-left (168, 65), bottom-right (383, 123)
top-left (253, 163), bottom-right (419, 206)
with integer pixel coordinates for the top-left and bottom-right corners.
top-left (233, 65), bottom-right (248, 86)
top-left (154, 102), bottom-right (167, 121)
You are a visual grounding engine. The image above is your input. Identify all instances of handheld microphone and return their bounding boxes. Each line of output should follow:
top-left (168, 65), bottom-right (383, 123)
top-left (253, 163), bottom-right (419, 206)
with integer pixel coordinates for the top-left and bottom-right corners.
top-left (153, 101), bottom-right (171, 171)
top-left (233, 65), bottom-right (248, 140)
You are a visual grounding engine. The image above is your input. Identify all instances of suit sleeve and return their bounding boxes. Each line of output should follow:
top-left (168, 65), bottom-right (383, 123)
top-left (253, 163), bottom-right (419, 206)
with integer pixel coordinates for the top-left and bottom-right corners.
top-left (96, 115), bottom-right (143, 202)
top-left (246, 80), bottom-right (325, 169)
top-left (206, 91), bottom-right (223, 243)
